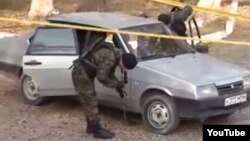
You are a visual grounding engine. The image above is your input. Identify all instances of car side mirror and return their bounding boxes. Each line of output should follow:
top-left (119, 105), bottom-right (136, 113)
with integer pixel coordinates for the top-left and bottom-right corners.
top-left (27, 35), bottom-right (35, 45)
top-left (26, 39), bottom-right (31, 45)
top-left (195, 44), bottom-right (209, 53)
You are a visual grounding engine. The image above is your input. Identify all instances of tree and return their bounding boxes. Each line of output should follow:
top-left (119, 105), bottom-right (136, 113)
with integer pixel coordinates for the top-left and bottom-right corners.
top-left (194, 0), bottom-right (222, 27)
top-left (28, 0), bottom-right (59, 20)
top-left (197, 0), bottom-right (222, 9)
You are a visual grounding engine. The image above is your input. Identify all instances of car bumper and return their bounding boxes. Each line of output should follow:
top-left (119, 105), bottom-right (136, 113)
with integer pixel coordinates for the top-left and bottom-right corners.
top-left (174, 91), bottom-right (250, 120)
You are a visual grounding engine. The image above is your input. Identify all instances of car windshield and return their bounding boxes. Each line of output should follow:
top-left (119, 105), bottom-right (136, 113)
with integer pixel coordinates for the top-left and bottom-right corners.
top-left (121, 23), bottom-right (195, 60)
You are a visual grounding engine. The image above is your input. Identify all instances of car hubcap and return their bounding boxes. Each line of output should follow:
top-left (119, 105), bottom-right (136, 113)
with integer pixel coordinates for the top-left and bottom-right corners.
top-left (23, 77), bottom-right (39, 100)
top-left (147, 101), bottom-right (170, 129)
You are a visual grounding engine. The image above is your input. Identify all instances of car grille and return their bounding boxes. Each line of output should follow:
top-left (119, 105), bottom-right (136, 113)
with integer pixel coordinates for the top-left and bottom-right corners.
top-left (216, 81), bottom-right (244, 95)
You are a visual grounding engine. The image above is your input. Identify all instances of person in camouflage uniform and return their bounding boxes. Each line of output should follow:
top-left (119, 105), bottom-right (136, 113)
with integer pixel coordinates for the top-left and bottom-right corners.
top-left (71, 32), bottom-right (137, 139)
top-left (158, 5), bottom-right (193, 36)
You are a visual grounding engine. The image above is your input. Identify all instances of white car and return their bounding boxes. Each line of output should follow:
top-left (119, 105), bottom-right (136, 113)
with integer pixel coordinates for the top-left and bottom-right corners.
top-left (1, 12), bottom-right (250, 135)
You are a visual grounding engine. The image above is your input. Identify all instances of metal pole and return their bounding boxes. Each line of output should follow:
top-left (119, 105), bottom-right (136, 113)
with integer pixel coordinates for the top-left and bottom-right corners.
top-left (103, 0), bottom-right (107, 11)
top-left (122, 89), bottom-right (127, 122)
top-left (120, 67), bottom-right (128, 122)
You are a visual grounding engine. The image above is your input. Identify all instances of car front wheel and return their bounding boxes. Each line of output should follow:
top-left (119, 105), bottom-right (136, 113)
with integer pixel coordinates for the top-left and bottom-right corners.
top-left (20, 75), bottom-right (45, 105)
top-left (142, 92), bottom-right (180, 135)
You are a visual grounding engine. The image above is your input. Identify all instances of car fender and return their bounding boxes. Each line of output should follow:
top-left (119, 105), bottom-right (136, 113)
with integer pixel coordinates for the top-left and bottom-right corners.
top-left (140, 85), bottom-right (174, 108)
top-left (143, 85), bottom-right (173, 96)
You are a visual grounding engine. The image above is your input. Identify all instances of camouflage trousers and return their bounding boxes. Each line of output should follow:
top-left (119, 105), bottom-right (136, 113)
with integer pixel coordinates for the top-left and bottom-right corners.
top-left (71, 62), bottom-right (100, 121)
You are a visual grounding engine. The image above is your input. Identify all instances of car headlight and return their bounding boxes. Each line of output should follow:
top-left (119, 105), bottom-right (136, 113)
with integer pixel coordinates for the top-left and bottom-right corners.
top-left (243, 75), bottom-right (250, 90)
top-left (196, 84), bottom-right (218, 99)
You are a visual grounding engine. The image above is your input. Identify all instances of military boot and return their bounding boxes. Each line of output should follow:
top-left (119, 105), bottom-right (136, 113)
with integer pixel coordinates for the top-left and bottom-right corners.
top-left (86, 119), bottom-right (115, 139)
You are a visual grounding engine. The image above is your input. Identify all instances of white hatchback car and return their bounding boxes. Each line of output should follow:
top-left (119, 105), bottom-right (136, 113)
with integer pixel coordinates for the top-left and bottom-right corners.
top-left (1, 12), bottom-right (250, 135)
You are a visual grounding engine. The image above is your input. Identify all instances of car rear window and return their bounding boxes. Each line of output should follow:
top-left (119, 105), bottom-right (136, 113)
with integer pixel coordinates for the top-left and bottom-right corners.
top-left (28, 28), bottom-right (77, 55)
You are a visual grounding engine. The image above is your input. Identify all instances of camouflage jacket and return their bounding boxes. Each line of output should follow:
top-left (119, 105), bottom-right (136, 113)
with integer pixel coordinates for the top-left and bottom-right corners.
top-left (82, 43), bottom-right (121, 88)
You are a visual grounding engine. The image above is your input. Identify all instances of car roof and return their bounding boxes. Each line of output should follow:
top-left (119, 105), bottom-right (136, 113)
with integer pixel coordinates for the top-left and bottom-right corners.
top-left (47, 12), bottom-right (162, 29)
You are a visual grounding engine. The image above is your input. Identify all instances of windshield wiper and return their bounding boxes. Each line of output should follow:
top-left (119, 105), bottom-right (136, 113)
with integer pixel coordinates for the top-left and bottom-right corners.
top-left (140, 50), bottom-right (196, 60)
top-left (165, 52), bottom-right (188, 58)
top-left (140, 54), bottom-right (166, 60)
top-left (167, 54), bottom-right (176, 58)
top-left (187, 50), bottom-right (196, 54)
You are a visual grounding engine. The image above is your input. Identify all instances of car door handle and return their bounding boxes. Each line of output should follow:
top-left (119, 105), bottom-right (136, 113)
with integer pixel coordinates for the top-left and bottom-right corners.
top-left (24, 60), bottom-right (42, 65)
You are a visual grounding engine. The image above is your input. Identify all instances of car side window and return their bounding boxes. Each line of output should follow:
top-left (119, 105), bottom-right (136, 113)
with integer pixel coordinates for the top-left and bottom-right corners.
top-left (28, 28), bottom-right (77, 55)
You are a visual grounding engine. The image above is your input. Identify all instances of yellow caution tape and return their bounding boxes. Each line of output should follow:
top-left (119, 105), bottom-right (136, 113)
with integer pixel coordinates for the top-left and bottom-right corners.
top-left (1, 17), bottom-right (250, 46)
top-left (153, 0), bottom-right (250, 22)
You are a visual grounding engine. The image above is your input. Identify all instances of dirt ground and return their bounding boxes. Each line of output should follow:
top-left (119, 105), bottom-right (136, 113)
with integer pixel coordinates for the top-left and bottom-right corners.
top-left (0, 70), bottom-right (249, 141)
top-left (1, 1), bottom-right (250, 141)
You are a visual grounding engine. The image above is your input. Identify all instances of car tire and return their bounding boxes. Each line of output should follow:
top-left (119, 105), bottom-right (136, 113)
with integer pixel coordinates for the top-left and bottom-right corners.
top-left (142, 92), bottom-right (180, 135)
top-left (20, 75), bottom-right (45, 106)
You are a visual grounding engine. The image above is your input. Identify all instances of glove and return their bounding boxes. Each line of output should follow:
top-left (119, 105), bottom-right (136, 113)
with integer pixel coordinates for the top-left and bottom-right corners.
top-left (115, 81), bottom-right (125, 98)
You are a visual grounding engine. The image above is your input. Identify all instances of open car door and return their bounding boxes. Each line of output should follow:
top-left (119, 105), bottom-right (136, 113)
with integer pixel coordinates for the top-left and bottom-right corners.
top-left (22, 27), bottom-right (79, 96)
top-left (0, 30), bottom-right (34, 74)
